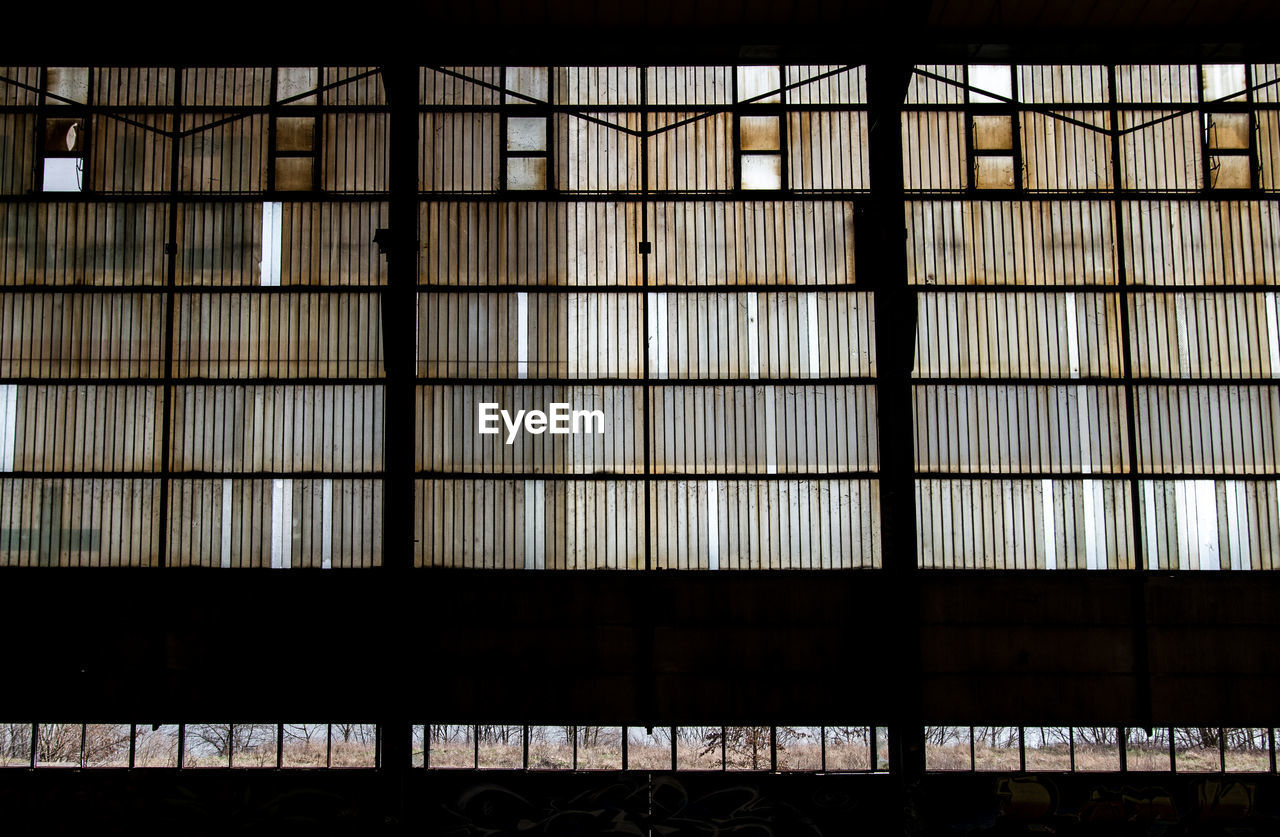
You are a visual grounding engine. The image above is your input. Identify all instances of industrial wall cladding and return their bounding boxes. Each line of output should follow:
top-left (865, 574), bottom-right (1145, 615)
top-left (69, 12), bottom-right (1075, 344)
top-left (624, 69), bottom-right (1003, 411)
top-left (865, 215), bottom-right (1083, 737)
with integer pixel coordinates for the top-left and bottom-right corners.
top-left (0, 63), bottom-right (1278, 570)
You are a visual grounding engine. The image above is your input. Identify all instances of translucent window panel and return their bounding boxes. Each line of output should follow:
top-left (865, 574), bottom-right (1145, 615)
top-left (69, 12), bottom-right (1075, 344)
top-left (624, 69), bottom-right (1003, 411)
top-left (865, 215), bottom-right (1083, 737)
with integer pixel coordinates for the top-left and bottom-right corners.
top-left (184, 724), bottom-right (232, 768)
top-left (1205, 113), bottom-right (1252, 151)
top-left (787, 112), bottom-right (869, 191)
top-left (170, 385), bottom-right (384, 472)
top-left (915, 292), bottom-right (1123, 378)
top-left (1173, 728), bottom-right (1222, 772)
top-left (1122, 201), bottom-right (1280, 287)
top-left (0, 67), bottom-right (41, 106)
top-left (329, 724), bottom-right (377, 767)
top-left (418, 386), bottom-right (642, 475)
top-left (0, 479), bottom-right (160, 567)
top-left (972, 727), bottom-right (1020, 770)
top-left (419, 113), bottom-right (500, 193)
top-left (649, 201), bottom-right (855, 287)
top-left (90, 67), bottom-right (174, 107)
top-left (1017, 66), bottom-right (1110, 105)
top-left (428, 725), bottom-right (476, 768)
top-left (554, 67), bottom-right (641, 106)
top-left (1125, 728), bottom-right (1172, 771)
top-left (646, 112), bottom-right (733, 192)
top-left (1254, 112), bottom-right (1280, 192)
top-left (42, 158), bottom-right (82, 193)
top-left (505, 67), bottom-right (548, 103)
top-left (926, 726), bottom-right (972, 771)
top-left (88, 115), bottom-right (173, 194)
top-left (968, 66), bottom-right (1013, 103)
top-left (173, 293), bottom-right (384, 378)
top-left (416, 479), bottom-right (643, 569)
top-left (824, 726), bottom-right (872, 771)
top-left (650, 385), bottom-right (878, 475)
top-left (777, 727), bottom-right (823, 771)
top-left (1020, 111), bottom-right (1113, 191)
top-left (34, 724), bottom-right (86, 767)
top-left (651, 479), bottom-right (880, 570)
top-left (906, 201), bottom-right (1117, 286)
top-left (902, 111), bottom-right (968, 191)
top-left (321, 114), bottom-right (389, 193)
top-left (5, 385), bottom-right (161, 471)
top-left (477, 725), bottom-right (523, 769)
top-left (0, 114), bottom-right (37, 194)
top-left (1118, 112), bottom-right (1203, 191)
top-left (741, 155), bottom-right (782, 190)
top-left (1133, 385), bottom-right (1280, 474)
top-left (420, 202), bottom-right (642, 287)
top-left (1138, 480), bottom-right (1280, 570)
top-left (913, 385), bottom-right (1129, 474)
top-left (276, 67), bottom-right (317, 104)
top-left (420, 67), bottom-right (502, 106)
top-left (417, 293), bottom-right (644, 379)
top-left (282, 724), bottom-right (329, 767)
top-left (1129, 293), bottom-right (1280, 378)
top-left (740, 116), bottom-right (780, 151)
top-left (554, 113), bottom-right (641, 192)
top-left (1224, 729), bottom-right (1271, 772)
top-left (412, 725), bottom-right (424, 768)
top-left (737, 66), bottom-right (781, 103)
top-left (506, 117), bottom-right (546, 152)
top-left (528, 726), bottom-right (573, 769)
top-left (973, 156), bottom-right (1016, 190)
top-left (0, 202), bottom-right (166, 286)
top-left (649, 292), bottom-right (875, 379)
top-left (230, 724), bottom-right (278, 767)
top-left (675, 727), bottom-right (721, 770)
top-left (182, 68), bottom-right (271, 107)
top-left (45, 67), bottom-right (89, 104)
top-left (322, 67), bottom-right (385, 107)
top-left (505, 157), bottom-right (546, 191)
top-left (168, 479), bottom-right (382, 568)
top-left (0, 293), bottom-right (165, 378)
top-left (275, 158), bottom-right (314, 193)
top-left (1202, 65), bottom-right (1248, 102)
top-left (625, 727), bottom-right (672, 770)
top-left (645, 67), bottom-right (732, 106)
top-left (1024, 728), bottom-right (1071, 771)
top-left (907, 65), bottom-right (965, 105)
top-left (176, 202), bottom-right (389, 287)
top-left (972, 115), bottom-right (1013, 151)
top-left (1209, 155), bottom-right (1252, 190)
top-left (1251, 65), bottom-right (1280, 103)
top-left (0, 724), bottom-right (32, 766)
top-left (1114, 65), bottom-right (1199, 103)
top-left (1072, 728), bottom-right (1120, 771)
top-left (916, 479), bottom-right (1134, 570)
top-left (576, 727), bottom-right (623, 769)
top-left (785, 65), bottom-right (866, 104)
top-left (180, 114), bottom-right (268, 193)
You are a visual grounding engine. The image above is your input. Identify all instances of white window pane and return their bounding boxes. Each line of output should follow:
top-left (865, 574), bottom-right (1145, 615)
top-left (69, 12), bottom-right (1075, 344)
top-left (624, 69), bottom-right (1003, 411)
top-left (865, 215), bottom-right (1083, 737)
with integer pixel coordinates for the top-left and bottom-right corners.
top-left (737, 66), bottom-right (781, 103)
top-left (968, 65), bottom-right (1013, 103)
top-left (741, 154), bottom-right (781, 190)
top-left (1202, 64), bottom-right (1247, 101)
top-left (42, 158), bottom-right (82, 192)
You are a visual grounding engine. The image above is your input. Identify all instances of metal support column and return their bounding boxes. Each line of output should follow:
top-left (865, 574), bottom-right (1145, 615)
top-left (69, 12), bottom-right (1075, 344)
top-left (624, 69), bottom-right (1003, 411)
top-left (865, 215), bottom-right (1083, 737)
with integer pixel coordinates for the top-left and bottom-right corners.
top-left (864, 58), bottom-right (926, 802)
